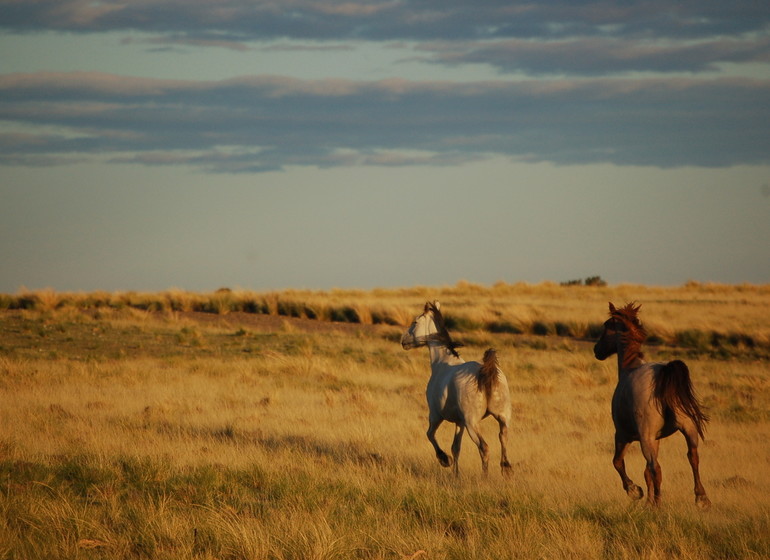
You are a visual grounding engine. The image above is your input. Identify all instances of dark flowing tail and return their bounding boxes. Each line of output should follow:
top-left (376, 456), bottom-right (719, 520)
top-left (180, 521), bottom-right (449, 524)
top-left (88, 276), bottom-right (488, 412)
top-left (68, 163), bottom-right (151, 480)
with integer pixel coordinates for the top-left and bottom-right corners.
top-left (655, 360), bottom-right (709, 439)
top-left (478, 348), bottom-right (499, 398)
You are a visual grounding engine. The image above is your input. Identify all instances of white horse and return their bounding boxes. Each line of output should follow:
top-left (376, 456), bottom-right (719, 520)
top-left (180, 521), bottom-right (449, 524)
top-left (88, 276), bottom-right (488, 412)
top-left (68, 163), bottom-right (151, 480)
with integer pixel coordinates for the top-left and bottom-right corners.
top-left (401, 301), bottom-right (513, 476)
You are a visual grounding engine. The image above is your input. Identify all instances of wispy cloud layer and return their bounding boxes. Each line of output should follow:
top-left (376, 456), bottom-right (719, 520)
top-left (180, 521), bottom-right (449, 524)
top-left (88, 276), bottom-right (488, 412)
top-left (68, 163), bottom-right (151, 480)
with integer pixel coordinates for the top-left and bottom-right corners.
top-left (1, 1), bottom-right (769, 172)
top-left (3, 1), bottom-right (769, 41)
top-left (415, 37), bottom-right (770, 75)
top-left (2, 72), bottom-right (768, 171)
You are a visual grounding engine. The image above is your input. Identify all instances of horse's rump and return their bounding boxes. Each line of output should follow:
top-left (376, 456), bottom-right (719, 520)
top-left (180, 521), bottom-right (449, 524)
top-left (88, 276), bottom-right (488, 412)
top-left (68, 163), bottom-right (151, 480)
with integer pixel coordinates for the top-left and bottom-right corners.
top-left (654, 359), bottom-right (709, 439)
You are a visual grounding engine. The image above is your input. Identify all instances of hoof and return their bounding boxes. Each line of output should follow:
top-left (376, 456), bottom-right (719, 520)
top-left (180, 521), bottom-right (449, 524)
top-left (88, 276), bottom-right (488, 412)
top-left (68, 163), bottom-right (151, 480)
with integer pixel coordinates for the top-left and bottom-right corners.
top-left (437, 453), bottom-right (453, 468)
top-left (627, 485), bottom-right (644, 500)
top-left (501, 462), bottom-right (513, 477)
top-left (696, 495), bottom-right (711, 510)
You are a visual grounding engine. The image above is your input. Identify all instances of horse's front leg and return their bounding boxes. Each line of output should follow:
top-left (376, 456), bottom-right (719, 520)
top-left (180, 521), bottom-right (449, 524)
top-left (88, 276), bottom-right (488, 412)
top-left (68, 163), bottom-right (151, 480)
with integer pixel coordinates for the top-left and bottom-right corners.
top-left (613, 434), bottom-right (643, 500)
top-left (427, 414), bottom-right (452, 468)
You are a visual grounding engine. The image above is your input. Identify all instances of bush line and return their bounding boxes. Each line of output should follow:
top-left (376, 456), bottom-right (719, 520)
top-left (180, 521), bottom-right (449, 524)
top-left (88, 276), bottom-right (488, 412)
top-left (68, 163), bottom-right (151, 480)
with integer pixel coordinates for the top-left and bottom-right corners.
top-left (1, 290), bottom-right (766, 357)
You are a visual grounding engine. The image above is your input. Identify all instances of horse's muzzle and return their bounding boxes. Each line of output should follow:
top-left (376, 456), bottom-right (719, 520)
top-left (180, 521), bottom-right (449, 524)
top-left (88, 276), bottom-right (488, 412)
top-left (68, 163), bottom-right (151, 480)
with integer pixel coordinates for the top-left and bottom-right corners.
top-left (593, 343), bottom-right (609, 360)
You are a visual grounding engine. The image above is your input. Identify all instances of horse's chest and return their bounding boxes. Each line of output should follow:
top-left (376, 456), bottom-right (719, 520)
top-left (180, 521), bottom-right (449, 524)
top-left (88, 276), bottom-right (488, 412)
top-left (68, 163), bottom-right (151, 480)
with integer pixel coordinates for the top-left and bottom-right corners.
top-left (612, 382), bottom-right (640, 435)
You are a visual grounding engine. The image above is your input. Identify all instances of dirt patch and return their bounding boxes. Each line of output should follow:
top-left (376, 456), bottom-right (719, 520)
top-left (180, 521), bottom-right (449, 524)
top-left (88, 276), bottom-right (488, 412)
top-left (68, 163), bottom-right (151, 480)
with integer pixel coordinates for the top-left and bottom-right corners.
top-left (176, 311), bottom-right (394, 337)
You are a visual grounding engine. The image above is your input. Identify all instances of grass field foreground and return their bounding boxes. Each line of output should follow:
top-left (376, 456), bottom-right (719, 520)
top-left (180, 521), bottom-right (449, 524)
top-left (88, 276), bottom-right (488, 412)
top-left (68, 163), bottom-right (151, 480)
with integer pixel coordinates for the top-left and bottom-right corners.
top-left (1, 282), bottom-right (769, 559)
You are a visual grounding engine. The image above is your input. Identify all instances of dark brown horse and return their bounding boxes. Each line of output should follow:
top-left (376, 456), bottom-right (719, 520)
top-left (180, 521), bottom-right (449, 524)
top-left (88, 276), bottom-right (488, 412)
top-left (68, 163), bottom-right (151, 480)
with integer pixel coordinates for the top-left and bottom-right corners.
top-left (594, 302), bottom-right (711, 508)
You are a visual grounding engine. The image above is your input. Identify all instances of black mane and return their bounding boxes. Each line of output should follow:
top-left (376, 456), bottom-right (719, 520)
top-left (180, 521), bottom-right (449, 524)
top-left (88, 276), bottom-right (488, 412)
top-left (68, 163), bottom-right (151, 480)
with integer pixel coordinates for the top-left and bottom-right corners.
top-left (426, 301), bottom-right (463, 358)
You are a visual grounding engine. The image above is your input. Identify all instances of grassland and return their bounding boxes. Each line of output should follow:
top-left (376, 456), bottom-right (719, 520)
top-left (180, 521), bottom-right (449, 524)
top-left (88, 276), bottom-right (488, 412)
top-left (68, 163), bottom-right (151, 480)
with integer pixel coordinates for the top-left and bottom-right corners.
top-left (1, 282), bottom-right (769, 559)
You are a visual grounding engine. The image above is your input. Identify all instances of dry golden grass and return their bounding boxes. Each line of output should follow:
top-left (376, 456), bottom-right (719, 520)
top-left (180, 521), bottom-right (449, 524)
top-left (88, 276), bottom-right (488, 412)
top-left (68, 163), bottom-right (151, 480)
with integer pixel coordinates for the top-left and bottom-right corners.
top-left (1, 283), bottom-right (769, 559)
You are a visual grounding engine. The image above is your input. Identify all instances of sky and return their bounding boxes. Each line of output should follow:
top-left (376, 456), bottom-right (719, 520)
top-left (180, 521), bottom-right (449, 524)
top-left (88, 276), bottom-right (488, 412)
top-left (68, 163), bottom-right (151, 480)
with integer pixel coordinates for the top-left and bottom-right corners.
top-left (1, 1), bottom-right (770, 293)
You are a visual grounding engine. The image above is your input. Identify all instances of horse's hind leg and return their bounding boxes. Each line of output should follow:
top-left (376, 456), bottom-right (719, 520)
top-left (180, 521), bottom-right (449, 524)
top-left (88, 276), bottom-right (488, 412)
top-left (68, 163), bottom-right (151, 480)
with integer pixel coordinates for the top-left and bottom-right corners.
top-left (451, 425), bottom-right (464, 476)
top-left (640, 438), bottom-right (662, 506)
top-left (493, 414), bottom-right (513, 476)
top-left (613, 434), bottom-right (643, 500)
top-left (682, 427), bottom-right (711, 509)
top-left (465, 423), bottom-right (490, 475)
top-left (427, 415), bottom-right (452, 468)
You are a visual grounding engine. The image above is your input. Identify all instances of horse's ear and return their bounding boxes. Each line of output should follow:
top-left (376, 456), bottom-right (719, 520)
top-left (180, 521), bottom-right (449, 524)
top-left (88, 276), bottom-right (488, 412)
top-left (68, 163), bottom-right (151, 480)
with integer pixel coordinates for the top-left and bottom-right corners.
top-left (608, 302), bottom-right (616, 313)
top-left (424, 302), bottom-right (431, 312)
top-left (433, 300), bottom-right (441, 311)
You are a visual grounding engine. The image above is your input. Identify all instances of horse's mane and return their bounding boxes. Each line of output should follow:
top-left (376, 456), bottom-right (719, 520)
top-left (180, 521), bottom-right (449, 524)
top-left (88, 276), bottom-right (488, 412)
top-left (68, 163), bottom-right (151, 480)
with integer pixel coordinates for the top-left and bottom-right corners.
top-left (610, 302), bottom-right (647, 367)
top-left (426, 302), bottom-right (463, 358)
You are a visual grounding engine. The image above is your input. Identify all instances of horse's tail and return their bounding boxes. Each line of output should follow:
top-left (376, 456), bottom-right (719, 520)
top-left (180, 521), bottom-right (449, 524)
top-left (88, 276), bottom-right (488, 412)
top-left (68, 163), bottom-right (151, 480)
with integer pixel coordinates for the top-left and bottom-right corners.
top-left (478, 348), bottom-right (499, 399)
top-left (654, 359), bottom-right (709, 439)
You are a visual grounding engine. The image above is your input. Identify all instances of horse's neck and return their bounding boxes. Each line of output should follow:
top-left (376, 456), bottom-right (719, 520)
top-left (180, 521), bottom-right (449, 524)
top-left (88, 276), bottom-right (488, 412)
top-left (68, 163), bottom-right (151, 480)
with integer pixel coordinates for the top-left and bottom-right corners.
top-left (428, 344), bottom-right (463, 367)
top-left (616, 343), bottom-right (644, 375)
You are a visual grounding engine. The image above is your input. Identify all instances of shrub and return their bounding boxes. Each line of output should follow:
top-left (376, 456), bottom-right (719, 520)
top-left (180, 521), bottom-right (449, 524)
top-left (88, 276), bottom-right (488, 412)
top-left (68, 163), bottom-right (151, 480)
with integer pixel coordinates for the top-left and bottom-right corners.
top-left (584, 275), bottom-right (607, 287)
top-left (646, 332), bottom-right (665, 345)
top-left (12, 294), bottom-right (39, 310)
top-left (329, 306), bottom-right (360, 323)
top-left (560, 276), bottom-right (607, 287)
top-left (585, 323), bottom-right (605, 340)
top-left (370, 310), bottom-right (400, 325)
top-left (675, 329), bottom-right (711, 351)
top-left (277, 300), bottom-right (303, 318)
top-left (241, 298), bottom-right (269, 314)
top-left (486, 320), bottom-right (524, 335)
top-left (443, 315), bottom-right (481, 332)
top-left (726, 332), bottom-right (756, 348)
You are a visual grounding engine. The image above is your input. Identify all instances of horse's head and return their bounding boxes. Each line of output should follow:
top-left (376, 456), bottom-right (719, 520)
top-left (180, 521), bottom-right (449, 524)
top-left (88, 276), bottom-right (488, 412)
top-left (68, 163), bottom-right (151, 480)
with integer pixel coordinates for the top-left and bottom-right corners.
top-left (593, 302), bottom-right (621, 360)
top-left (593, 302), bottom-right (645, 365)
top-left (401, 301), bottom-right (441, 350)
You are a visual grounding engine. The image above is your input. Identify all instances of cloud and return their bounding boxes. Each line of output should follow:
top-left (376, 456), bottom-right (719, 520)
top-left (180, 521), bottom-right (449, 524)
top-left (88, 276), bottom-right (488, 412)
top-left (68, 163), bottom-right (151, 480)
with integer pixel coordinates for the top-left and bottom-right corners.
top-left (3, 1), bottom-right (769, 42)
top-left (415, 36), bottom-right (770, 76)
top-left (121, 35), bottom-right (254, 52)
top-left (3, 1), bottom-right (768, 87)
top-left (1, 71), bottom-right (768, 172)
